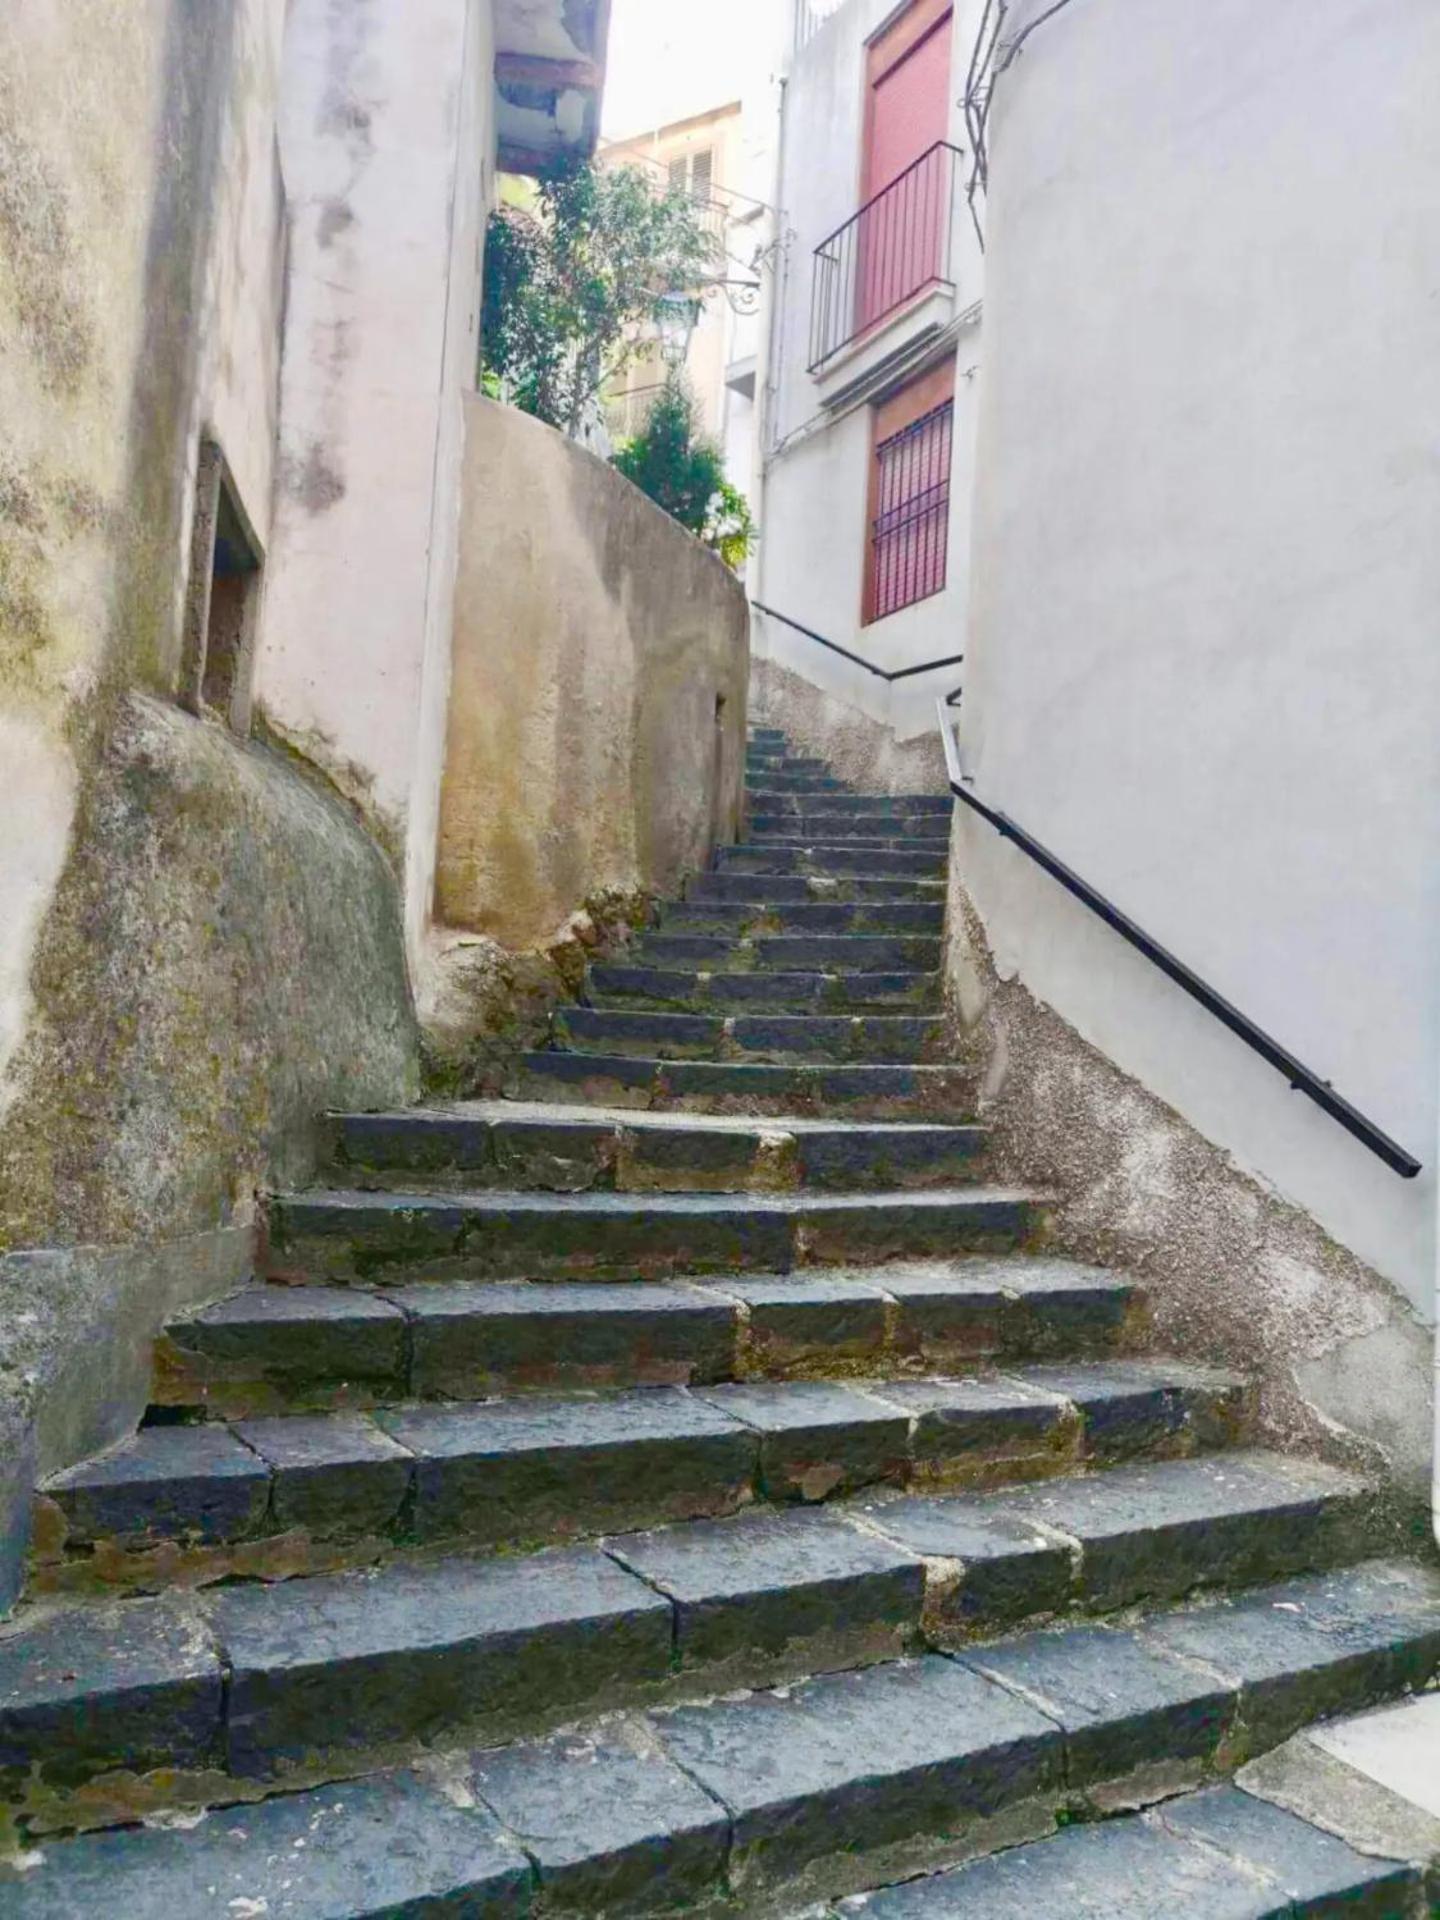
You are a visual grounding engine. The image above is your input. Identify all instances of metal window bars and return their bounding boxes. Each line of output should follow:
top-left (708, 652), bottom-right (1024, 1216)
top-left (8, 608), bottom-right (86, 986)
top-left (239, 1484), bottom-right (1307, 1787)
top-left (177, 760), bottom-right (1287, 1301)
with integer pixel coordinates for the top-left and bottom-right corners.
top-left (809, 142), bottom-right (963, 370)
top-left (870, 400), bottom-right (954, 620)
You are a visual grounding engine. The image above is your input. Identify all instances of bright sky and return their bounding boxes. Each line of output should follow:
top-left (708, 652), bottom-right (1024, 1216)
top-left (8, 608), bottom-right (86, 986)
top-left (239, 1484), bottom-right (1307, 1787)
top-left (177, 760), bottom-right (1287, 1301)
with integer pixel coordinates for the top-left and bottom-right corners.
top-left (601, 0), bottom-right (780, 141)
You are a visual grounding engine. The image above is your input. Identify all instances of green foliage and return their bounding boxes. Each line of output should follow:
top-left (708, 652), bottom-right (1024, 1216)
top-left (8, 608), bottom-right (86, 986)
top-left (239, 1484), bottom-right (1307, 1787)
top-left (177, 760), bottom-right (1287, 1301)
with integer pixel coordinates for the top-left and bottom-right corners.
top-left (613, 378), bottom-right (757, 570)
top-left (481, 158), bottom-right (714, 438)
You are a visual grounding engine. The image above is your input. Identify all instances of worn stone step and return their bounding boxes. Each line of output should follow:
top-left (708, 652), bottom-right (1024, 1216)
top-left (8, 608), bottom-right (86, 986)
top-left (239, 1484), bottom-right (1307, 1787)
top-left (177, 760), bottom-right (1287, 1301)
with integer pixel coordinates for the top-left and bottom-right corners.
top-left (551, 1008), bottom-right (945, 1063)
top-left (15, 1562), bottom-right (1433, 1920)
top-left (33, 1362), bottom-right (1253, 1594)
top-left (748, 792), bottom-right (951, 817)
top-left (510, 1052), bottom-right (976, 1119)
top-left (687, 872), bottom-right (945, 904)
top-left (636, 932), bottom-right (944, 971)
top-left (264, 1185), bottom-right (1043, 1284)
top-left (661, 900), bottom-right (946, 938)
top-left (322, 1102), bottom-right (984, 1195)
top-left (839, 1783), bottom-right (1428, 1917)
top-left (746, 771), bottom-right (848, 792)
top-left (748, 819), bottom-right (952, 847)
top-left (16, 1445), bottom-right (1395, 1828)
top-left (586, 965), bottom-right (942, 1014)
top-left (718, 843), bottom-right (947, 878)
top-left (153, 1259), bottom-right (1148, 1417)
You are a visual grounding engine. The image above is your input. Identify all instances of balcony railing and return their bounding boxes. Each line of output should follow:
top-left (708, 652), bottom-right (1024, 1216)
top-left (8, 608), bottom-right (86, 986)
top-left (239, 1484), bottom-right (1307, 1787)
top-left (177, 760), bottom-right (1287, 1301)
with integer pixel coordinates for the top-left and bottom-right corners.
top-left (809, 142), bottom-right (962, 372)
top-left (793, 0), bottom-right (847, 56)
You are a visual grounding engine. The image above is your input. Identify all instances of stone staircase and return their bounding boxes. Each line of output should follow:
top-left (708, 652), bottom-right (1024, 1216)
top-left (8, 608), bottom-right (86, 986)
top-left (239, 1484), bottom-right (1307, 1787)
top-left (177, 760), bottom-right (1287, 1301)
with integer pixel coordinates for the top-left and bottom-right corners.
top-left (2, 725), bottom-right (1436, 1915)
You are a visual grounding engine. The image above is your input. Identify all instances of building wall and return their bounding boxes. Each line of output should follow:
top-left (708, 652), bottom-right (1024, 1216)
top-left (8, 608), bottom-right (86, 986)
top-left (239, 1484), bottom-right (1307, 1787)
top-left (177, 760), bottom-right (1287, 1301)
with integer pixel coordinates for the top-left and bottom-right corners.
top-left (0, 0), bottom-right (421, 1560)
top-left (752, 0), bottom-right (983, 781)
top-left (437, 396), bottom-right (750, 950)
top-left (957, 0), bottom-right (1440, 1338)
top-left (254, 0), bottom-right (498, 965)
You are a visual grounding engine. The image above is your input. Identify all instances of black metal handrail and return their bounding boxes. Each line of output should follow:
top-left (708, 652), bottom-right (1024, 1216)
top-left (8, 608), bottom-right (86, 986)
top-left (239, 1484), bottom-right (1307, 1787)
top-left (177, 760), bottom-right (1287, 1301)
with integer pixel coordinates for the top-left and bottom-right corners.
top-left (752, 603), bottom-right (963, 705)
top-left (809, 142), bottom-right (964, 370)
top-left (934, 702), bottom-right (1421, 1178)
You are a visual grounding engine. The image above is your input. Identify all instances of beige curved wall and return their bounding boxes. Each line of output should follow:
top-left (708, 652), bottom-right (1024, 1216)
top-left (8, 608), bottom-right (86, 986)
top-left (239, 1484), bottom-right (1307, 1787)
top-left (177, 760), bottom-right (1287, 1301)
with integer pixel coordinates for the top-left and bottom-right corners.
top-left (438, 396), bottom-right (750, 948)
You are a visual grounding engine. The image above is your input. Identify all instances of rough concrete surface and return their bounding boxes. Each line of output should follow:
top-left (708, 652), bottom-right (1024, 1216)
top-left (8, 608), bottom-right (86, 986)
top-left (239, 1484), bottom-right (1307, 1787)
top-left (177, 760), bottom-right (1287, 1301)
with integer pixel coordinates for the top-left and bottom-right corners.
top-left (750, 656), bottom-right (948, 796)
top-left (945, 883), bottom-right (1434, 1498)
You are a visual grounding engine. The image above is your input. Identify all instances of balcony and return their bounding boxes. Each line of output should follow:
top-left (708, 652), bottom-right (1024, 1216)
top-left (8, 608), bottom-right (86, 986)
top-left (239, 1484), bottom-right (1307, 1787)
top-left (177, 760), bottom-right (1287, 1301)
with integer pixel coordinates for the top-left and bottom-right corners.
top-left (808, 142), bottom-right (963, 374)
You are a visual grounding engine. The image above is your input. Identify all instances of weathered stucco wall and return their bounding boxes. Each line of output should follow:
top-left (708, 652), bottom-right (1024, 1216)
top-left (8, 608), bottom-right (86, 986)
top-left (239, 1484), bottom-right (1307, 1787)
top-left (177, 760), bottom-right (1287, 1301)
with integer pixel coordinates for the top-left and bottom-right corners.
top-left (946, 873), bottom-right (1434, 1504)
top-left (0, 2), bottom-right (422, 1607)
top-left (437, 396), bottom-right (750, 949)
top-left (751, 653), bottom-right (948, 795)
top-left (255, 0), bottom-right (497, 965)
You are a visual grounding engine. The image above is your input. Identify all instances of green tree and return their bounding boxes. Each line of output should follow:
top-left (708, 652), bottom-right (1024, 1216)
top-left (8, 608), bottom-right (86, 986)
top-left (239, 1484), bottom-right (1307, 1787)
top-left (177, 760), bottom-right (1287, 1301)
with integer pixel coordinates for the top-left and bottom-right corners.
top-left (481, 159), bottom-right (714, 438)
top-left (613, 378), bottom-right (756, 570)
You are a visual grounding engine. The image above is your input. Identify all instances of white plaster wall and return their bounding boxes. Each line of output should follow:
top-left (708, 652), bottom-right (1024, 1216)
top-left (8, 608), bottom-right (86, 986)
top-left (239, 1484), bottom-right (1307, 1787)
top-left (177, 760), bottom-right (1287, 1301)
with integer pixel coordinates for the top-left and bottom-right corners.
top-left (256, 0), bottom-right (496, 960)
top-left (960, 0), bottom-right (1440, 1318)
top-left (755, 0), bottom-right (985, 751)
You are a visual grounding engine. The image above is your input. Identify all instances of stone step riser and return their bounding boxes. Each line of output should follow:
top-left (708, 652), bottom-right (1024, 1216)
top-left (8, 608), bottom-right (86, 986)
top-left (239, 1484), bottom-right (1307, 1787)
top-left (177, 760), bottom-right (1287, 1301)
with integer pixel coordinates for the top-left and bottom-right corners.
top-left (264, 1189), bottom-right (1043, 1287)
top-left (718, 847), bottom-right (946, 877)
top-left (509, 1053), bottom-right (977, 1120)
top-left (5, 1550), bottom-right (1428, 1878)
top-left (686, 873), bottom-right (944, 904)
top-left (744, 773), bottom-right (848, 792)
top-left (551, 1009), bottom-right (944, 1064)
top-left (586, 969), bottom-right (942, 1015)
top-left (151, 1266), bottom-right (1149, 1418)
top-left (747, 823), bottom-right (952, 848)
top-left (746, 795), bottom-right (951, 817)
top-left (659, 906), bottom-right (945, 938)
top-left (34, 1366), bottom-right (1253, 1593)
top-left (637, 935), bottom-right (944, 971)
top-left (322, 1111), bottom-right (984, 1197)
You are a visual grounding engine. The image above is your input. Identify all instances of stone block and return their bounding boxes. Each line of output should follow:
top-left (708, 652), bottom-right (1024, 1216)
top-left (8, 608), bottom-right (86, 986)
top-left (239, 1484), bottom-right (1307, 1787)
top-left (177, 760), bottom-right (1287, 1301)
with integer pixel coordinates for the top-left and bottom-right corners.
top-left (795, 1125), bottom-right (981, 1189)
top-left (211, 1546), bottom-right (671, 1774)
top-left (41, 1424), bottom-right (271, 1549)
top-left (992, 1260), bottom-right (1143, 1356)
top-left (472, 1719), bottom-right (729, 1914)
top-left (702, 1274), bottom-right (890, 1376)
top-left (997, 1452), bottom-right (1371, 1612)
top-left (873, 1377), bottom-right (1071, 1483)
top-left (1157, 1785), bottom-right (1422, 1916)
top-left (850, 1805), bottom-right (1288, 1917)
top-left (859, 1492), bottom-right (1074, 1633)
top-left (606, 1507), bottom-right (924, 1680)
top-left (0, 1769), bottom-right (531, 1917)
top-left (0, 1594), bottom-right (222, 1791)
top-left (232, 1413), bottom-right (412, 1538)
top-left (377, 1391), bottom-right (757, 1545)
top-left (877, 1267), bottom-right (1008, 1368)
top-left (653, 1654), bottom-right (1060, 1900)
top-left (693, 1381), bottom-right (908, 1502)
top-left (157, 1286), bottom-right (408, 1413)
top-left (964, 1622), bottom-right (1235, 1790)
top-left (393, 1280), bottom-right (737, 1394)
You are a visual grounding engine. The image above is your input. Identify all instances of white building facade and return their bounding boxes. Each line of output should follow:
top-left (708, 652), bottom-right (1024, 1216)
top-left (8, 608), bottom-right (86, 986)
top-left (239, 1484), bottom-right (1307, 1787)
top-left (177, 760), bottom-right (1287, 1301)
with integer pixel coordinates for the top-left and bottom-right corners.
top-left (752, 0), bottom-right (986, 784)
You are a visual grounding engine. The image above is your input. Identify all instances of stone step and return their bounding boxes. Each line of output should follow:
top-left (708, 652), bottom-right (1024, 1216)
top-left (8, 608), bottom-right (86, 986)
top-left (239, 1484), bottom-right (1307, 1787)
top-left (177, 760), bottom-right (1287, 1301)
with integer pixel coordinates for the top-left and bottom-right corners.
top-left (510, 1052), bottom-right (976, 1119)
top-left (718, 844), bottom-right (947, 877)
top-left (321, 1102), bottom-right (984, 1195)
top-left (661, 900), bottom-right (945, 937)
top-left (585, 965), bottom-right (942, 1015)
top-left (153, 1259), bottom-right (1148, 1416)
top-left (686, 871), bottom-right (945, 903)
top-left (747, 792), bottom-right (951, 816)
top-left (830, 1784), bottom-right (1427, 1917)
top-left (264, 1185), bottom-right (1044, 1284)
top-left (551, 1008), bottom-right (944, 1063)
top-left (745, 770), bottom-right (848, 792)
top-left (5, 1553), bottom-right (1432, 1896)
top-left (748, 818), bottom-right (952, 845)
top-left (636, 932), bottom-right (944, 971)
top-left (34, 1363), bottom-right (1253, 1590)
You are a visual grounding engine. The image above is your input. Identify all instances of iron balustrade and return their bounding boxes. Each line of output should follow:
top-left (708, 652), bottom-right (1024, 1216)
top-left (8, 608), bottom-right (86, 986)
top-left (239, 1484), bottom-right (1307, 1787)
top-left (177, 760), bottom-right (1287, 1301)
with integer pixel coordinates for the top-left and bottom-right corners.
top-left (809, 142), bottom-right (964, 371)
top-left (793, 0), bottom-right (847, 55)
top-left (933, 700), bottom-right (1422, 1179)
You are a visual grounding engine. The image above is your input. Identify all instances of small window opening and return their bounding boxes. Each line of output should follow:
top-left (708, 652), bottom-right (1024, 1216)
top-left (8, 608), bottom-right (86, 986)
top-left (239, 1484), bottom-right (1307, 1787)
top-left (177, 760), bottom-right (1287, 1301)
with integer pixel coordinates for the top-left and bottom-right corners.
top-left (181, 439), bottom-right (263, 733)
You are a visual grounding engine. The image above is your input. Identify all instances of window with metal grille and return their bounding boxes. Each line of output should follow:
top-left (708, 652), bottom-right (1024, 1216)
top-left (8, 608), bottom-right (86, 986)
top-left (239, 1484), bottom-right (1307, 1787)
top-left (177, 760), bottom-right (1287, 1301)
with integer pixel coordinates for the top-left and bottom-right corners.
top-left (869, 399), bottom-right (953, 620)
